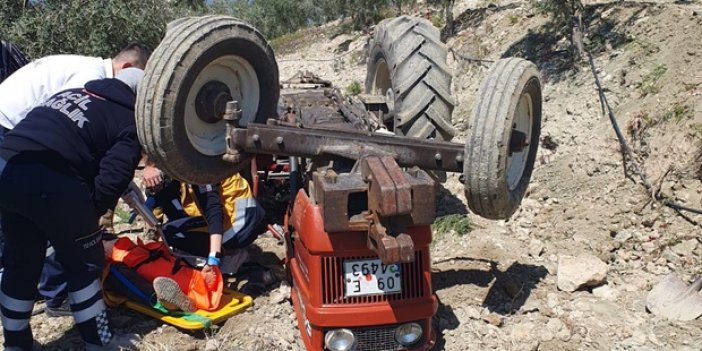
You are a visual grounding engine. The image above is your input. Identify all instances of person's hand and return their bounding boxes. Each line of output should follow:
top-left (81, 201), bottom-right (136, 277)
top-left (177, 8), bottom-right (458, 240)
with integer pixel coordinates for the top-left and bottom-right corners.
top-left (201, 264), bottom-right (218, 290)
top-left (142, 164), bottom-right (163, 189)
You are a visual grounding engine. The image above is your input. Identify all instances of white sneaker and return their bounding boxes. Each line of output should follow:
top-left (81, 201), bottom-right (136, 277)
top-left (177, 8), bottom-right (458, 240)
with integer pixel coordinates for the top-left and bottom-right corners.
top-left (220, 248), bottom-right (249, 275)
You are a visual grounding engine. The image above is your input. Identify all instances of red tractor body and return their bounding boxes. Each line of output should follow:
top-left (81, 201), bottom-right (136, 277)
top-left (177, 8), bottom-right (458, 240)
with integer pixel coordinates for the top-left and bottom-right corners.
top-left (287, 189), bottom-right (437, 351)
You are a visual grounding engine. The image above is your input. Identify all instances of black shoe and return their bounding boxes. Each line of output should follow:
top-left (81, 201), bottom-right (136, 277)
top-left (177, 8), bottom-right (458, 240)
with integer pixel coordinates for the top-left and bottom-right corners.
top-left (45, 299), bottom-right (71, 317)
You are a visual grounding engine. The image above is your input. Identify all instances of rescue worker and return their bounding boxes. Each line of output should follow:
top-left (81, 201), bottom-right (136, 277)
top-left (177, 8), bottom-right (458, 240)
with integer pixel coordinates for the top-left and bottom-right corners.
top-left (0, 40), bottom-right (29, 278)
top-left (0, 68), bottom-right (145, 350)
top-left (0, 43), bottom-right (150, 318)
top-left (149, 173), bottom-right (265, 275)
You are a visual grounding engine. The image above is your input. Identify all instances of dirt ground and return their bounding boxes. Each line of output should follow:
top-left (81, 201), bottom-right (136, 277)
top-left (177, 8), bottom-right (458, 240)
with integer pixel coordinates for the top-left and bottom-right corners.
top-left (11, 0), bottom-right (702, 350)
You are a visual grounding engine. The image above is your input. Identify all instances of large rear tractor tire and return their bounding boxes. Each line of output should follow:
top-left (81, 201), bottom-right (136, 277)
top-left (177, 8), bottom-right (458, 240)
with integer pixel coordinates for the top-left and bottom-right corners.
top-left (136, 16), bottom-right (279, 185)
top-left (366, 16), bottom-right (457, 141)
top-left (464, 58), bottom-right (542, 220)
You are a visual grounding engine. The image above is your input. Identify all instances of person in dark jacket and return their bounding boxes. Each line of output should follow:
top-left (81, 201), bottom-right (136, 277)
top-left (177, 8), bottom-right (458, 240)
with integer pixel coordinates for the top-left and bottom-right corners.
top-left (0, 40), bottom-right (29, 83)
top-left (0, 67), bottom-right (144, 351)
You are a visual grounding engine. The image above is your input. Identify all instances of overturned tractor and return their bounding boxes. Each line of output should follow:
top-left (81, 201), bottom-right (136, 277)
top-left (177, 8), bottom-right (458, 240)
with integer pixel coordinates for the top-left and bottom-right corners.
top-left (137, 15), bottom-right (541, 351)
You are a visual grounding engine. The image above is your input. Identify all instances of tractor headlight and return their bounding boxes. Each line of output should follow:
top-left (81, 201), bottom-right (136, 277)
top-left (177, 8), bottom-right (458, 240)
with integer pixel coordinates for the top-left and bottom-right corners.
top-left (395, 322), bottom-right (423, 346)
top-left (324, 328), bottom-right (356, 351)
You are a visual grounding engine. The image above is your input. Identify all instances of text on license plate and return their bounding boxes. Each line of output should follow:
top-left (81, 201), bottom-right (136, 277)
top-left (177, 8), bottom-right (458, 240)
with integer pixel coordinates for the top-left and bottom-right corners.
top-left (344, 258), bottom-right (401, 297)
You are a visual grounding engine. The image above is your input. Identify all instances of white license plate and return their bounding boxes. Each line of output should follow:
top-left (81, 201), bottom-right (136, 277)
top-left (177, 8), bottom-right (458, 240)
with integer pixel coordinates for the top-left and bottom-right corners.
top-left (344, 258), bottom-right (401, 297)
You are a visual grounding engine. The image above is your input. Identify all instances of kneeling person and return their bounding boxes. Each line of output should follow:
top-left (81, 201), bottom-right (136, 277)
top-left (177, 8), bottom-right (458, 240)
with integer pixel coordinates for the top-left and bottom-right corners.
top-left (149, 173), bottom-right (265, 275)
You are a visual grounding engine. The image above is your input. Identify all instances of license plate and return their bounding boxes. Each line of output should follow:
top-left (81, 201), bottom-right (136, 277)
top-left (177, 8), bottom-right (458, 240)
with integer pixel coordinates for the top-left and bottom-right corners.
top-left (344, 258), bottom-right (401, 297)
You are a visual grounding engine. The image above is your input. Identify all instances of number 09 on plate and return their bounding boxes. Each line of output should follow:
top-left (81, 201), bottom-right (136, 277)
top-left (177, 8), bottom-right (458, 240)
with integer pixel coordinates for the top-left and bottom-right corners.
top-left (344, 258), bottom-right (402, 297)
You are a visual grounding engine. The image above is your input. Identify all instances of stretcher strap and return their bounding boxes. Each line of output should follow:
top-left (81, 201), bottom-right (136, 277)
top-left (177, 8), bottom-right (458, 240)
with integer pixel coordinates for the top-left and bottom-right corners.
top-left (109, 265), bottom-right (152, 305)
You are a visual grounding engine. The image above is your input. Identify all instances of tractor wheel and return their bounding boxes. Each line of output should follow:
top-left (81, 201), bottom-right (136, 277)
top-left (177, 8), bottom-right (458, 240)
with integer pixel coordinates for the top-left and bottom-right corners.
top-left (464, 58), bottom-right (542, 220)
top-left (136, 15), bottom-right (279, 185)
top-left (366, 16), bottom-right (457, 141)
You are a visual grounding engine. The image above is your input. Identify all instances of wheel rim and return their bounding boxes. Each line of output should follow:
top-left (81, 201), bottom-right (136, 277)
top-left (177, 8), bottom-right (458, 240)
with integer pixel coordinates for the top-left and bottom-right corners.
top-left (506, 91), bottom-right (533, 190)
top-left (371, 59), bottom-right (391, 95)
top-left (371, 59), bottom-right (397, 132)
top-left (185, 55), bottom-right (260, 156)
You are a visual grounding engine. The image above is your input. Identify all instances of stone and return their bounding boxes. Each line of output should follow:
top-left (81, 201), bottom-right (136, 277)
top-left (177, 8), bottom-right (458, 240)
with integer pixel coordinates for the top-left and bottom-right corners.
top-left (672, 239), bottom-right (698, 257)
top-left (205, 339), bottom-right (220, 351)
top-left (464, 306), bottom-right (482, 320)
top-left (641, 241), bottom-right (656, 253)
top-left (614, 230), bottom-right (633, 242)
top-left (529, 239), bottom-right (545, 257)
top-left (592, 284), bottom-right (618, 301)
top-left (270, 284), bottom-right (292, 304)
top-left (482, 313), bottom-right (503, 327)
top-left (511, 322), bottom-right (536, 343)
top-left (557, 254), bottom-right (609, 292)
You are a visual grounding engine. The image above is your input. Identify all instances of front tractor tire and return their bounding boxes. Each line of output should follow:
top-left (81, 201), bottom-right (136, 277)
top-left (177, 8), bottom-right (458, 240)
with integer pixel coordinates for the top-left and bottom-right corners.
top-left (464, 58), bottom-right (542, 220)
top-left (136, 16), bottom-right (280, 185)
top-left (366, 16), bottom-right (457, 141)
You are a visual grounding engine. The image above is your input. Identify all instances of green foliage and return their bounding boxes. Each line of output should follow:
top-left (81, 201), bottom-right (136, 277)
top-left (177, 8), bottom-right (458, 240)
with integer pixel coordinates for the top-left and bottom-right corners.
top-left (640, 64), bottom-right (667, 96)
top-left (4, 0), bottom-right (194, 59)
top-left (114, 207), bottom-right (132, 224)
top-left (0, 0), bottom-right (407, 62)
top-left (431, 12), bottom-right (445, 28)
top-left (433, 214), bottom-right (471, 236)
top-left (662, 103), bottom-right (692, 123)
top-left (0, 0), bottom-right (25, 33)
top-left (623, 38), bottom-right (659, 57)
top-left (394, 0), bottom-right (417, 15)
top-left (346, 80), bottom-right (362, 95)
top-left (269, 30), bottom-right (309, 55)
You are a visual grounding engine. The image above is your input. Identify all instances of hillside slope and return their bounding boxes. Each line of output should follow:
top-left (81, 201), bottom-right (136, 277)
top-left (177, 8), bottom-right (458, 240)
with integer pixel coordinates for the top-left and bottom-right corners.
top-left (13, 1), bottom-right (701, 350)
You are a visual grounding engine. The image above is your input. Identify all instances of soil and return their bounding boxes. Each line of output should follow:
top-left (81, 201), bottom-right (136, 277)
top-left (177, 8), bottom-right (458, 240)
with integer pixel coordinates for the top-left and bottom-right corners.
top-left (8, 0), bottom-right (702, 350)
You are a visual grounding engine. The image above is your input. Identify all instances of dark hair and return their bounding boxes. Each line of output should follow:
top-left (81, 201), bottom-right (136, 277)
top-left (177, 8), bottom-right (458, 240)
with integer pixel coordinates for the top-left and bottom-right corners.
top-left (114, 42), bottom-right (151, 69)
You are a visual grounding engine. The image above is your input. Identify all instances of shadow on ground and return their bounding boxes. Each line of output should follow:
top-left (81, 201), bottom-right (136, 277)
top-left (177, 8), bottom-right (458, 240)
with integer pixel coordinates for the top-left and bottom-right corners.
top-left (41, 307), bottom-right (169, 350)
top-left (431, 258), bottom-right (548, 349)
top-left (436, 184), bottom-right (468, 217)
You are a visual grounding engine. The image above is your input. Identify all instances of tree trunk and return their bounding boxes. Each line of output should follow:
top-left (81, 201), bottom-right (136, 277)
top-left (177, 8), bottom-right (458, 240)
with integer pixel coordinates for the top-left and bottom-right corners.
top-left (445, 0), bottom-right (455, 37)
top-left (571, 6), bottom-right (586, 61)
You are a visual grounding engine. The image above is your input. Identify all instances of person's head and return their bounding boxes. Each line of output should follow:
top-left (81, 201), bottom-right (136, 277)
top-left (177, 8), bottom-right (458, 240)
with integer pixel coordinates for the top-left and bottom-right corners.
top-left (112, 42), bottom-right (150, 75)
top-left (115, 67), bottom-right (145, 95)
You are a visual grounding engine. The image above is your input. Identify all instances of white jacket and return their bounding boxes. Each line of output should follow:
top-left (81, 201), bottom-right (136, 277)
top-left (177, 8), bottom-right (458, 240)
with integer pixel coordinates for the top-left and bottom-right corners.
top-left (0, 55), bottom-right (113, 129)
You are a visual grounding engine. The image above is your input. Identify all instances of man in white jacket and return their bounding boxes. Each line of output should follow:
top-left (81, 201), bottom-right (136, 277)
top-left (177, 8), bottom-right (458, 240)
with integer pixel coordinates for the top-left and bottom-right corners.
top-left (0, 43), bottom-right (150, 140)
top-left (0, 43), bottom-right (150, 319)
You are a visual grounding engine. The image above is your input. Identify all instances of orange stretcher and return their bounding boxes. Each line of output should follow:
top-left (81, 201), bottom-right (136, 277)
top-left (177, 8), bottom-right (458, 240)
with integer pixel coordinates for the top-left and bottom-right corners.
top-left (104, 288), bottom-right (253, 330)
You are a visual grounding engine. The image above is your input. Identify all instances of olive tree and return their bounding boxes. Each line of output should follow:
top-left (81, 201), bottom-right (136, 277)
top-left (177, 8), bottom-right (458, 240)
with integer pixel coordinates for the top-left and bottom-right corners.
top-left (4, 0), bottom-right (193, 59)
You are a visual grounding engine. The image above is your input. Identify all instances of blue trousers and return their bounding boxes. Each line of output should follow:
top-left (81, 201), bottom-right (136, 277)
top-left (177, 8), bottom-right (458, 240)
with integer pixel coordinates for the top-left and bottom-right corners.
top-left (0, 153), bottom-right (113, 349)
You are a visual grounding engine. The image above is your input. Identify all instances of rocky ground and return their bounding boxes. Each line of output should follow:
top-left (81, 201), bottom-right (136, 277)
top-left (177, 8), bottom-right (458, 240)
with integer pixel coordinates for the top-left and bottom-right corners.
top-left (10, 0), bottom-right (702, 350)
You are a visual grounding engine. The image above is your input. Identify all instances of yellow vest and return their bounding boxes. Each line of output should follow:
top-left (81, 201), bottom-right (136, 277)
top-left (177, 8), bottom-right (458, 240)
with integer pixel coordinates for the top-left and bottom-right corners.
top-left (179, 173), bottom-right (255, 233)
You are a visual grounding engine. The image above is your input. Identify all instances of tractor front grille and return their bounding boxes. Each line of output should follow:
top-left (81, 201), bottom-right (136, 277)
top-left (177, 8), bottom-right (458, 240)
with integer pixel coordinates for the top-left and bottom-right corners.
top-left (354, 324), bottom-right (401, 351)
top-left (321, 251), bottom-right (426, 305)
top-left (326, 321), bottom-right (425, 351)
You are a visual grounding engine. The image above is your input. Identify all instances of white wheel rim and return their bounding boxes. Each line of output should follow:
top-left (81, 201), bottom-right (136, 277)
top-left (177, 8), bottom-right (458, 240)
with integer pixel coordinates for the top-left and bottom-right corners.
top-left (506, 92), bottom-right (533, 190)
top-left (185, 55), bottom-right (260, 156)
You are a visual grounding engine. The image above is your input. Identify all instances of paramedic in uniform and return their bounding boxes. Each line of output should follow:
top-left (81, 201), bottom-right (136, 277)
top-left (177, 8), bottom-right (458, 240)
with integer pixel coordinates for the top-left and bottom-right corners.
top-left (148, 175), bottom-right (265, 275)
top-left (0, 68), bottom-right (144, 351)
top-left (0, 43), bottom-right (151, 317)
